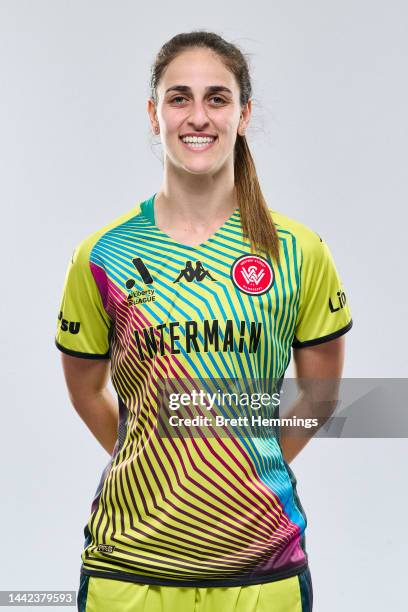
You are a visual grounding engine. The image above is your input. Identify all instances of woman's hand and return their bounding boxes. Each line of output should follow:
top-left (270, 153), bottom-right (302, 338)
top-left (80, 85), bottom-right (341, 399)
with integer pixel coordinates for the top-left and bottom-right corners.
top-left (280, 335), bottom-right (346, 463)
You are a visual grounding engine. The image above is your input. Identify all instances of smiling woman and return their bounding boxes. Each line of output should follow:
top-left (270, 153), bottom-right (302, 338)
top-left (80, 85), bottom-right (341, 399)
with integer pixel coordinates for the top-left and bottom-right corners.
top-left (146, 36), bottom-right (282, 254)
top-left (56, 29), bottom-right (353, 612)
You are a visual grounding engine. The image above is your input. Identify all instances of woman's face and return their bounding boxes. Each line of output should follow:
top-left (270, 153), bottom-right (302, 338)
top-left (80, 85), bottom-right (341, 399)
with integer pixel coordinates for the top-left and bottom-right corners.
top-left (148, 47), bottom-right (251, 175)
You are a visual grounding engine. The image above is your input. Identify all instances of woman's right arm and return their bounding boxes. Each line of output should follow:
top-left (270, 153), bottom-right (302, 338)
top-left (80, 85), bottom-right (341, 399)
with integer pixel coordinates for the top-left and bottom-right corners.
top-left (60, 354), bottom-right (119, 455)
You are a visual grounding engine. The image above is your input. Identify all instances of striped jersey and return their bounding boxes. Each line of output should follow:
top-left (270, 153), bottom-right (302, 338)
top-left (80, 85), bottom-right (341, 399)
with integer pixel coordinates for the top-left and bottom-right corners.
top-left (55, 193), bottom-right (353, 587)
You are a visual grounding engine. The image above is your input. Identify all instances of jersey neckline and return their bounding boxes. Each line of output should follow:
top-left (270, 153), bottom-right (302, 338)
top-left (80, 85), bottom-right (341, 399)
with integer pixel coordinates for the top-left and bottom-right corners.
top-left (140, 193), bottom-right (240, 250)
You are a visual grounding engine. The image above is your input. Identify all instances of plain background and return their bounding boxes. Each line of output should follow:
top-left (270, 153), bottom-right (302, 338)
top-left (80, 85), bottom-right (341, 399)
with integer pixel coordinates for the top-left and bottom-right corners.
top-left (1, 1), bottom-right (407, 610)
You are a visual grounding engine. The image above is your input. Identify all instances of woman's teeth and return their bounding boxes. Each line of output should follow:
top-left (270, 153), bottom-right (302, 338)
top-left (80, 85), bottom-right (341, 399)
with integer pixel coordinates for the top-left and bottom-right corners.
top-left (181, 136), bottom-right (216, 148)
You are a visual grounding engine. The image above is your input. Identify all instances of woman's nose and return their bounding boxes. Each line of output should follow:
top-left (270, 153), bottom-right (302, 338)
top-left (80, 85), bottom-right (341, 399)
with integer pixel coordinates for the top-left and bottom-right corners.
top-left (188, 102), bottom-right (209, 126)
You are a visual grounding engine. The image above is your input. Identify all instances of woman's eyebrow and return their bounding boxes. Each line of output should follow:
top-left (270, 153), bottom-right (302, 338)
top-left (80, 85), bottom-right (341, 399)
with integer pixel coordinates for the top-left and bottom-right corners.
top-left (165, 85), bottom-right (233, 95)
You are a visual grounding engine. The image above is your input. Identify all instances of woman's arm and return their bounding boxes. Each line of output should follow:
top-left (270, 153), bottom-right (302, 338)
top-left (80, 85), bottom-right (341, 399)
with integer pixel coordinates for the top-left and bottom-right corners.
top-left (60, 354), bottom-right (119, 455)
top-left (280, 335), bottom-right (346, 463)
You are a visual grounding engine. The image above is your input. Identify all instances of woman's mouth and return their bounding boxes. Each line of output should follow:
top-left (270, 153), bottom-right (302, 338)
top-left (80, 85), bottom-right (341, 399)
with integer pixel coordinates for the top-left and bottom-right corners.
top-left (179, 136), bottom-right (218, 152)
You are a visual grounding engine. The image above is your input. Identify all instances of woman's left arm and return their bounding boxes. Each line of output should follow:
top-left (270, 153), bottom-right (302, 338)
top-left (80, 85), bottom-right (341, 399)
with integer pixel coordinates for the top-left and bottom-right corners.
top-left (280, 335), bottom-right (346, 463)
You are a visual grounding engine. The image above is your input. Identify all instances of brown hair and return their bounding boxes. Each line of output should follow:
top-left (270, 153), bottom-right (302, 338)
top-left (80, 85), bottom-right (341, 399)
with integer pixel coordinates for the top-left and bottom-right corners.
top-left (149, 30), bottom-right (281, 265)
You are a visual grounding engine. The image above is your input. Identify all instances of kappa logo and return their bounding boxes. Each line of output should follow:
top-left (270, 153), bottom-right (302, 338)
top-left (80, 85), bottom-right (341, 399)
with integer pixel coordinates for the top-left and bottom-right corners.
top-left (230, 255), bottom-right (275, 295)
top-left (173, 261), bottom-right (217, 283)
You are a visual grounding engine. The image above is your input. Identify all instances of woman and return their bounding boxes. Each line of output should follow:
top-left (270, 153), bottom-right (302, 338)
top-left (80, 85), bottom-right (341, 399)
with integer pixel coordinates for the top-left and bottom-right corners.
top-left (56, 30), bottom-right (352, 612)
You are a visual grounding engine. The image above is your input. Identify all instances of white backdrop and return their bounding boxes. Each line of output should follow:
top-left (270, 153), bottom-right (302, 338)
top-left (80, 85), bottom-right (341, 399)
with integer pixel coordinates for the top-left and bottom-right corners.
top-left (1, 1), bottom-right (407, 610)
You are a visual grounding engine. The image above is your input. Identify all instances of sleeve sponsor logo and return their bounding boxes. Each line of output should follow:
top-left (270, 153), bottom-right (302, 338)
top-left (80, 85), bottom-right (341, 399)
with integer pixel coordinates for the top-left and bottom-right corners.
top-left (58, 310), bottom-right (81, 335)
top-left (329, 289), bottom-right (347, 313)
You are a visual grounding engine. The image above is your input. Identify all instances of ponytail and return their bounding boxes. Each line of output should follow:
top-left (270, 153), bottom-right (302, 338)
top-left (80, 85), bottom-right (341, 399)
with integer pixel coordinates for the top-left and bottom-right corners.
top-left (234, 134), bottom-right (281, 264)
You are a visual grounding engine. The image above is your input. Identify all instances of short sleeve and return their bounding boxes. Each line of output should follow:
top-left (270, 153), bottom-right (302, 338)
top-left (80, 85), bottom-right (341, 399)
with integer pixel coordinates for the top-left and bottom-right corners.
top-left (55, 239), bottom-right (112, 359)
top-left (292, 233), bottom-right (353, 348)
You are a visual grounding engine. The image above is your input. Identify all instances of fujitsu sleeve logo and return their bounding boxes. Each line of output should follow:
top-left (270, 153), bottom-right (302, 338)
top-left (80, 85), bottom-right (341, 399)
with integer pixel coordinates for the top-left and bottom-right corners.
top-left (58, 310), bottom-right (80, 334)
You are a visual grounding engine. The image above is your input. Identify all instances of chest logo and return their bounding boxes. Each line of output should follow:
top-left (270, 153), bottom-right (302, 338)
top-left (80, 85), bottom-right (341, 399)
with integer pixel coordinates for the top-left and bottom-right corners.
top-left (230, 255), bottom-right (274, 295)
top-left (126, 257), bottom-right (156, 306)
top-left (126, 257), bottom-right (153, 288)
top-left (173, 260), bottom-right (217, 283)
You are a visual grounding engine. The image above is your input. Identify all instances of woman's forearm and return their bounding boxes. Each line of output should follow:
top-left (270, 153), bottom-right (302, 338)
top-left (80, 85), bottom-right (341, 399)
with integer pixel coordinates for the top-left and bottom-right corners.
top-left (70, 388), bottom-right (119, 455)
top-left (279, 392), bottom-right (314, 463)
top-left (279, 387), bottom-right (338, 463)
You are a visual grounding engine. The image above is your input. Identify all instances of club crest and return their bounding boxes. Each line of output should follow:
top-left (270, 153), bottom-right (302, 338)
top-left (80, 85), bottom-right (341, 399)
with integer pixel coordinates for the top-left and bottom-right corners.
top-left (230, 255), bottom-right (274, 295)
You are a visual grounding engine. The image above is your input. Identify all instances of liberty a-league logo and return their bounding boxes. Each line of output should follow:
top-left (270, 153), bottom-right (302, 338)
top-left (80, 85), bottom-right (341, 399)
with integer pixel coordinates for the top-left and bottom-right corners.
top-left (230, 254), bottom-right (275, 295)
top-left (173, 261), bottom-right (217, 283)
top-left (126, 257), bottom-right (156, 306)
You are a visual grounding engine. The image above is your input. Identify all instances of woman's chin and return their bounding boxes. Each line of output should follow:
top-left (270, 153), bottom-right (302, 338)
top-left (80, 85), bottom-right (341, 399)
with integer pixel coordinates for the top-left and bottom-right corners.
top-left (181, 162), bottom-right (217, 175)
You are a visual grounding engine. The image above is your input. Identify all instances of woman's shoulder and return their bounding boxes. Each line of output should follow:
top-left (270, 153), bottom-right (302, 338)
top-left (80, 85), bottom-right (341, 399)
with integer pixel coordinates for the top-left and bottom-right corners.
top-left (71, 201), bottom-right (144, 261)
top-left (268, 208), bottom-right (324, 251)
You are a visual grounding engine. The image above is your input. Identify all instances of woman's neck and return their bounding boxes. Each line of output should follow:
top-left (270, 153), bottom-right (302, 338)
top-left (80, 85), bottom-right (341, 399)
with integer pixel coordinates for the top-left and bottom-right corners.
top-left (156, 169), bottom-right (238, 228)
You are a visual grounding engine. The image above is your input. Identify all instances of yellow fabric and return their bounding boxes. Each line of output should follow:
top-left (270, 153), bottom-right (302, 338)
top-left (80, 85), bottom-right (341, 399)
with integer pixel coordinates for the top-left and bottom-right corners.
top-left (85, 575), bottom-right (302, 612)
top-left (55, 205), bottom-right (138, 357)
top-left (55, 239), bottom-right (111, 356)
top-left (276, 217), bottom-right (352, 346)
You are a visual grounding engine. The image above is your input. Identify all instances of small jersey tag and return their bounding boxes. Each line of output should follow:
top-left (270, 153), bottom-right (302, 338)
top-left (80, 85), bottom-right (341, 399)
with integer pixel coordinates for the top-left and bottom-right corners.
top-left (96, 544), bottom-right (115, 553)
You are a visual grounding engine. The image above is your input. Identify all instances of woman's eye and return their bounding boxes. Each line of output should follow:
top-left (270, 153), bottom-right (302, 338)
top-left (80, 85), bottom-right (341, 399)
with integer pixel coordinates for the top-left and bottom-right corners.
top-left (171, 96), bottom-right (186, 104)
top-left (210, 96), bottom-right (225, 104)
top-left (169, 96), bottom-right (226, 105)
